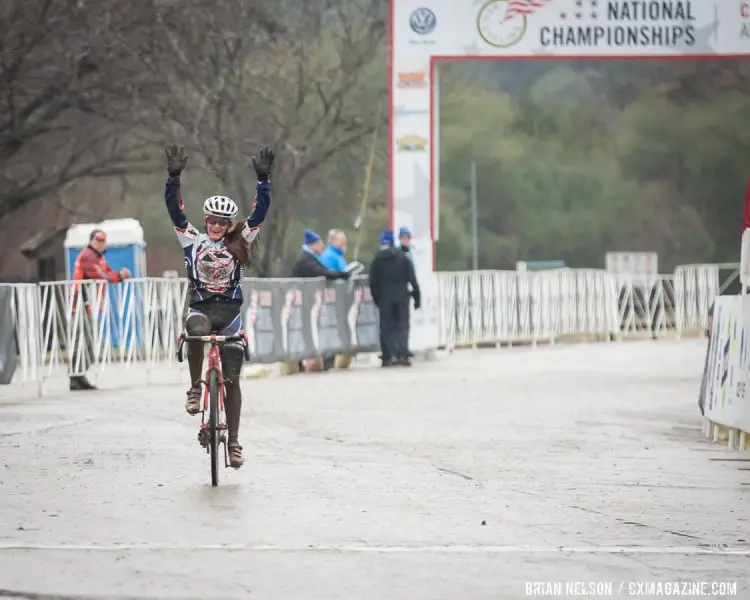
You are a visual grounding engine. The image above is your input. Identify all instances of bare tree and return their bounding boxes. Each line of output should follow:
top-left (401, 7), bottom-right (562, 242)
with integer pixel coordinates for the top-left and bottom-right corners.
top-left (1, 177), bottom-right (125, 278)
top-left (142, 0), bottom-right (387, 275)
top-left (1, 0), bottom-right (387, 277)
top-left (0, 0), bottom-right (167, 230)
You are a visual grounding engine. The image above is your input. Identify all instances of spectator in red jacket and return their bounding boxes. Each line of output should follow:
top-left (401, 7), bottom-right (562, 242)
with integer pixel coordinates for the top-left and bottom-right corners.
top-left (73, 230), bottom-right (131, 284)
top-left (70, 229), bottom-right (131, 391)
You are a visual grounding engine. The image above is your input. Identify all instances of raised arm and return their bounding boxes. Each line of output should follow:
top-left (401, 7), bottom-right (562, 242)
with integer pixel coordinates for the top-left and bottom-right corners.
top-left (164, 144), bottom-right (199, 247)
top-left (242, 147), bottom-right (275, 244)
top-left (165, 175), bottom-right (189, 230)
top-left (241, 180), bottom-right (271, 243)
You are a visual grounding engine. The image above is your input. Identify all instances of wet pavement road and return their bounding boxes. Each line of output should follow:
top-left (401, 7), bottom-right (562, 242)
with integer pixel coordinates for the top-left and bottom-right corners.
top-left (0, 339), bottom-right (748, 599)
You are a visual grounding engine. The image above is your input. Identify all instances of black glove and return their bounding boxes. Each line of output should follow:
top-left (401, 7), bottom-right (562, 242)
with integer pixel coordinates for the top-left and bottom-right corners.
top-left (414, 300), bottom-right (421, 310)
top-left (165, 144), bottom-right (188, 177)
top-left (252, 147), bottom-right (275, 181)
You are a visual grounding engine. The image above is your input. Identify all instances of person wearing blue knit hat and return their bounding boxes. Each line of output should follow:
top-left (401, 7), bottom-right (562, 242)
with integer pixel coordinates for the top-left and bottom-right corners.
top-left (291, 228), bottom-right (350, 280)
top-left (289, 228), bottom-right (350, 374)
top-left (397, 226), bottom-right (414, 265)
top-left (304, 228), bottom-right (322, 247)
top-left (368, 227), bottom-right (421, 367)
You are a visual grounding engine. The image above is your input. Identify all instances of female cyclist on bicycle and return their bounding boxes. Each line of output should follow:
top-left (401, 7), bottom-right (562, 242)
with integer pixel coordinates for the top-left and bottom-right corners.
top-left (164, 143), bottom-right (274, 469)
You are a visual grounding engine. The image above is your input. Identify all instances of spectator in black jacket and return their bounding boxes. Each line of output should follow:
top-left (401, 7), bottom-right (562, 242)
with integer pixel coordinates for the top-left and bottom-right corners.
top-left (291, 229), bottom-right (350, 280)
top-left (398, 226), bottom-right (416, 357)
top-left (398, 226), bottom-right (414, 265)
top-left (369, 229), bottom-right (420, 367)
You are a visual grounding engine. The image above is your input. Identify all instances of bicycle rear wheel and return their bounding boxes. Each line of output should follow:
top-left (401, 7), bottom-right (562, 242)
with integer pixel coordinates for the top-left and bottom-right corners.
top-left (208, 369), bottom-right (220, 486)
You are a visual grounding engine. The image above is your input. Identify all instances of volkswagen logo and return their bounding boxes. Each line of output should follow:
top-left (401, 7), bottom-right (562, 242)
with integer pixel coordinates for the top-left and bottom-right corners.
top-left (409, 7), bottom-right (436, 35)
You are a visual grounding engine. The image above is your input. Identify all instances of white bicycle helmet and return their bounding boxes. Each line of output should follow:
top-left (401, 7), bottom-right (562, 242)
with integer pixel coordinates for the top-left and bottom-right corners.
top-left (203, 195), bottom-right (238, 219)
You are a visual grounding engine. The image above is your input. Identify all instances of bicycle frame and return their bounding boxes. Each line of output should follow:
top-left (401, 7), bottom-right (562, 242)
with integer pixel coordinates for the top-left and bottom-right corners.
top-left (201, 339), bottom-right (228, 442)
top-left (176, 332), bottom-right (251, 475)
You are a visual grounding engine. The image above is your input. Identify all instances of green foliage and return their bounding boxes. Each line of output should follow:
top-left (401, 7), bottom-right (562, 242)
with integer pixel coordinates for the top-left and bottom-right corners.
top-left (435, 184), bottom-right (472, 270)
top-left (437, 60), bottom-right (750, 270)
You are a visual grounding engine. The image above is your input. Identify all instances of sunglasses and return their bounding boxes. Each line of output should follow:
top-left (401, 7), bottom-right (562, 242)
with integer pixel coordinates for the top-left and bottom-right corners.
top-left (205, 216), bottom-right (231, 227)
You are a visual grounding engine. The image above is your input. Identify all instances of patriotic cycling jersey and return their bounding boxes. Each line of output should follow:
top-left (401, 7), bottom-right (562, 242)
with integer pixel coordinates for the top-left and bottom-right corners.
top-left (164, 175), bottom-right (271, 304)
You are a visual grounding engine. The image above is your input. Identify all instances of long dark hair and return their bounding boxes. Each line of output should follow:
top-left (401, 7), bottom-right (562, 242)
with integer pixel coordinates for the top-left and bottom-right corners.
top-left (224, 221), bottom-right (259, 268)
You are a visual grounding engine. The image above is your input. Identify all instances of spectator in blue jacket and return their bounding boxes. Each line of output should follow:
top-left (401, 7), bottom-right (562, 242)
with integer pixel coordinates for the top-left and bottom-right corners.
top-left (320, 229), bottom-right (349, 272)
top-left (290, 229), bottom-right (348, 280)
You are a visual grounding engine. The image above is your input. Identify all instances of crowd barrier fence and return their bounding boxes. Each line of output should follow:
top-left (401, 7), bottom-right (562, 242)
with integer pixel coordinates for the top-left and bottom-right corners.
top-left (0, 264), bottom-right (724, 396)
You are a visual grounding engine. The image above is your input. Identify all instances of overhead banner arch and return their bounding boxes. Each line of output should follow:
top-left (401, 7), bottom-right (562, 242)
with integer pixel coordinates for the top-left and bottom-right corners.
top-left (389, 0), bottom-right (748, 276)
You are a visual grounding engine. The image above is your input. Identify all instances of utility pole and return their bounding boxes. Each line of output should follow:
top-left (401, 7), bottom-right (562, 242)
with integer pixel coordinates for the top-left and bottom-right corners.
top-left (470, 159), bottom-right (478, 271)
top-left (352, 98), bottom-right (384, 262)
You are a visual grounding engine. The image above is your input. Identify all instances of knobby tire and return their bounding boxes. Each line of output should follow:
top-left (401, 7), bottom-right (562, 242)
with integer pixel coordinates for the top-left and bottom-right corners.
top-left (208, 369), bottom-right (220, 486)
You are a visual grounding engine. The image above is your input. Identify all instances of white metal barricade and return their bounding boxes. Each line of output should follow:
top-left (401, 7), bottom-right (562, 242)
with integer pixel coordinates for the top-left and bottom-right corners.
top-left (437, 268), bottom-right (713, 348)
top-left (674, 264), bottom-right (719, 334)
top-left (32, 278), bottom-right (188, 390)
top-left (437, 269), bottom-right (621, 348)
top-left (0, 265), bottom-right (724, 394)
top-left (7, 283), bottom-right (42, 389)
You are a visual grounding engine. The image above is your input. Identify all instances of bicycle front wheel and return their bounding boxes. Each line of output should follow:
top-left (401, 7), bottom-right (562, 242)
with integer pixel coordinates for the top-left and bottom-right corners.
top-left (208, 369), bottom-right (220, 486)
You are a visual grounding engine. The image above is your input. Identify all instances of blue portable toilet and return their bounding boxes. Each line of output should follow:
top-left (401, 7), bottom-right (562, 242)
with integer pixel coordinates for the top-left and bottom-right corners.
top-left (64, 219), bottom-right (147, 350)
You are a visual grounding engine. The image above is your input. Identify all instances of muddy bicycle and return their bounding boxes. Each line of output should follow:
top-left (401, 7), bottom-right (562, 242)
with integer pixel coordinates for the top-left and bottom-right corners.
top-left (176, 331), bottom-right (250, 486)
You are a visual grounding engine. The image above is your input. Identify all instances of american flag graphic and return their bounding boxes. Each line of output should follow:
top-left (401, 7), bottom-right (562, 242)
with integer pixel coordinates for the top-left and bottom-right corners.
top-left (503, 0), bottom-right (552, 22)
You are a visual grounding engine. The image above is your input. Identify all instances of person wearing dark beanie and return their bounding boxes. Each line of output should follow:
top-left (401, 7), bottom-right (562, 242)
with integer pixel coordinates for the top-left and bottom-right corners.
top-left (291, 229), bottom-right (350, 280)
top-left (288, 229), bottom-right (350, 373)
top-left (368, 228), bottom-right (420, 367)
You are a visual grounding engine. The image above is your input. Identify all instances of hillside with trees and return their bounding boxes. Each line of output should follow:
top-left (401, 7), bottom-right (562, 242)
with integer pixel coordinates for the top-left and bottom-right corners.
top-left (436, 59), bottom-right (750, 271)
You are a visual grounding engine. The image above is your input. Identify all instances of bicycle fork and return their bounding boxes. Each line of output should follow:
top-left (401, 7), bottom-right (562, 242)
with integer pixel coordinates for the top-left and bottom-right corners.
top-left (196, 373), bottom-right (233, 468)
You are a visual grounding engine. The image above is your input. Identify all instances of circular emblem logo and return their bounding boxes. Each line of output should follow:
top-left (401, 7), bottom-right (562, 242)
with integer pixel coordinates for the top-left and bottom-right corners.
top-left (410, 7), bottom-right (437, 35)
top-left (477, 0), bottom-right (527, 48)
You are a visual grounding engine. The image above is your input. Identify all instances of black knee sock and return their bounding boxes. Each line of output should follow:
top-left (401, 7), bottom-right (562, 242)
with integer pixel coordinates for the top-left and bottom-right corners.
top-left (225, 384), bottom-right (242, 442)
top-left (187, 342), bottom-right (204, 388)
